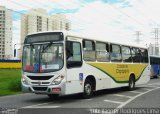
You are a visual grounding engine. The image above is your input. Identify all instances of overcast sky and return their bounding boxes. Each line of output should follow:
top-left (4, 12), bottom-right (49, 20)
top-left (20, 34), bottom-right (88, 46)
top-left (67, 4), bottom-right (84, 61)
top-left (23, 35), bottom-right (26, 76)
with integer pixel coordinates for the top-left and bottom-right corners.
top-left (1, 0), bottom-right (160, 48)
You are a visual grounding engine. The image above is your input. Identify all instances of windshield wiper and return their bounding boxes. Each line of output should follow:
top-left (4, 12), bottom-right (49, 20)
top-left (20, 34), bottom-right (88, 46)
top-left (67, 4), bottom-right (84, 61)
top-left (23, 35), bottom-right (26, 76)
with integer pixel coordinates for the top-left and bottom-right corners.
top-left (41, 43), bottom-right (52, 53)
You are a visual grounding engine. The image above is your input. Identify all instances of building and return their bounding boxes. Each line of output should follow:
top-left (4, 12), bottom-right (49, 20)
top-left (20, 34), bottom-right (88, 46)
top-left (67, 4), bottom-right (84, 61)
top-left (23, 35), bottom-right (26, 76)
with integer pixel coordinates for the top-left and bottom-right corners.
top-left (0, 6), bottom-right (12, 60)
top-left (21, 10), bottom-right (71, 44)
top-left (149, 43), bottom-right (160, 56)
top-left (20, 9), bottom-right (71, 59)
top-left (51, 14), bottom-right (71, 31)
top-left (21, 8), bottom-right (52, 45)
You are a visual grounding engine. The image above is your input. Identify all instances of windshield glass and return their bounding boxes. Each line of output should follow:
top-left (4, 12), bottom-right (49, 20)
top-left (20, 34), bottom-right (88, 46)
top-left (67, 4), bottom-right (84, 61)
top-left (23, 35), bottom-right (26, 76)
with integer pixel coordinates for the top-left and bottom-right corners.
top-left (22, 43), bottom-right (63, 73)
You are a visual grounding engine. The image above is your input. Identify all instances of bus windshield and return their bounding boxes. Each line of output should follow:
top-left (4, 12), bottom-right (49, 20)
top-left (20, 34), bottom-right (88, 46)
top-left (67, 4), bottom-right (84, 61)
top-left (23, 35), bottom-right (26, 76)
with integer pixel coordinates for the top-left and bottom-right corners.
top-left (22, 43), bottom-right (64, 73)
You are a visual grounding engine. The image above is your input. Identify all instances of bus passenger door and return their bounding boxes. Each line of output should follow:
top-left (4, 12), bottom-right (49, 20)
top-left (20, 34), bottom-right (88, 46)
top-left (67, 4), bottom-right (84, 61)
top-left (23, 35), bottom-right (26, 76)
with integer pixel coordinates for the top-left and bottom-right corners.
top-left (65, 39), bottom-right (83, 94)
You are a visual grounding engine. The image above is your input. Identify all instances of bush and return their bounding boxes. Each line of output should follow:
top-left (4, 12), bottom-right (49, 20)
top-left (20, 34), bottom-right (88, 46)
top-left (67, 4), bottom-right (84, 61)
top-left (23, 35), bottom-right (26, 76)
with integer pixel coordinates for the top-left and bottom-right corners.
top-left (8, 79), bottom-right (21, 92)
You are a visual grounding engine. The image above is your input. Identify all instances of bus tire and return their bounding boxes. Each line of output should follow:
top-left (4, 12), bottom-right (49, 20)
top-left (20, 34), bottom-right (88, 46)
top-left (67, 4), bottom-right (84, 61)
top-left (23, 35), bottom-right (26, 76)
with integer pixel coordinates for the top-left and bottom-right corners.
top-left (83, 79), bottom-right (93, 99)
top-left (47, 94), bottom-right (59, 100)
top-left (128, 75), bottom-right (135, 91)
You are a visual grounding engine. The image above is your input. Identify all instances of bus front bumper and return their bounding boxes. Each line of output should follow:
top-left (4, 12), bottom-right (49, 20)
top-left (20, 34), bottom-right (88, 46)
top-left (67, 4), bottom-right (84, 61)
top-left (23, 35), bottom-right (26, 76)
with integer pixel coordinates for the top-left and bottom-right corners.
top-left (21, 82), bottom-right (65, 95)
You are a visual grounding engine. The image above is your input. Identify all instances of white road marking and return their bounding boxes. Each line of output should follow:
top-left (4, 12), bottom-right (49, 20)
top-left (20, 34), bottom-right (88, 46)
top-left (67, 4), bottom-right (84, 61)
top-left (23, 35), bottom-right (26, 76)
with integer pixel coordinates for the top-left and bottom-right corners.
top-left (113, 94), bottom-right (132, 98)
top-left (141, 85), bottom-right (157, 88)
top-left (117, 87), bottom-right (160, 109)
top-left (85, 99), bottom-right (93, 101)
top-left (24, 106), bottom-right (60, 108)
top-left (22, 102), bottom-right (51, 108)
top-left (141, 88), bottom-right (151, 91)
top-left (129, 91), bottom-right (142, 94)
top-left (147, 82), bottom-right (160, 86)
top-left (104, 100), bottom-right (123, 104)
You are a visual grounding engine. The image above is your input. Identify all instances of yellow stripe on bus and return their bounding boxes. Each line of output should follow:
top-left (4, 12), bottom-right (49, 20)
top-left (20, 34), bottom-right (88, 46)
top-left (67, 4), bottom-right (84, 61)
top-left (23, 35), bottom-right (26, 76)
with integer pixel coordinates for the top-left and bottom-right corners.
top-left (88, 62), bottom-right (147, 83)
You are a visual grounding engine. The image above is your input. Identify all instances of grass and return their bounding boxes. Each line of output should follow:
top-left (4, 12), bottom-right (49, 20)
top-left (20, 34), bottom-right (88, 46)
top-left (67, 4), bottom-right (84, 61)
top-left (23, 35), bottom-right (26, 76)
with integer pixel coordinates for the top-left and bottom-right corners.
top-left (0, 69), bottom-right (22, 96)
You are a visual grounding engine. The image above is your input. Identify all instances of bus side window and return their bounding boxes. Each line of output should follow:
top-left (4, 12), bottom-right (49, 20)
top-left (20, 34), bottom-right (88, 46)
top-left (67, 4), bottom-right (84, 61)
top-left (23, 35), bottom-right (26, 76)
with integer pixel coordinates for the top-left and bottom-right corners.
top-left (96, 42), bottom-right (110, 62)
top-left (66, 41), bottom-right (82, 68)
top-left (83, 40), bottom-right (96, 61)
top-left (131, 48), bottom-right (141, 63)
top-left (141, 49), bottom-right (148, 63)
top-left (122, 46), bottom-right (132, 62)
top-left (110, 44), bottom-right (122, 62)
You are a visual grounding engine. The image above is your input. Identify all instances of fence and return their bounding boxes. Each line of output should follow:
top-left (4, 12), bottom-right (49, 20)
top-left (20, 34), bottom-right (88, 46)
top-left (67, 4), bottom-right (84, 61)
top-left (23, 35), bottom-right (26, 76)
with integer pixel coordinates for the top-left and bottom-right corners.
top-left (0, 60), bottom-right (22, 68)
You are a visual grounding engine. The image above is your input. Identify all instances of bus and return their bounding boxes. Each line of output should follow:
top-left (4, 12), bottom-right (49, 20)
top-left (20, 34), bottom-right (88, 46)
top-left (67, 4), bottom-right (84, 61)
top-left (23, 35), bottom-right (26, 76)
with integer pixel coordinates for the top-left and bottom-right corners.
top-left (150, 55), bottom-right (160, 78)
top-left (21, 31), bottom-right (150, 99)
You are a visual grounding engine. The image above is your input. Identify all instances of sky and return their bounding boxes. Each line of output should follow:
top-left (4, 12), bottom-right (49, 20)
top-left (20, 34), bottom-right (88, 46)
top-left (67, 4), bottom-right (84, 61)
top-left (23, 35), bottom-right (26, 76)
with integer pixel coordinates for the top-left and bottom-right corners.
top-left (1, 0), bottom-right (160, 49)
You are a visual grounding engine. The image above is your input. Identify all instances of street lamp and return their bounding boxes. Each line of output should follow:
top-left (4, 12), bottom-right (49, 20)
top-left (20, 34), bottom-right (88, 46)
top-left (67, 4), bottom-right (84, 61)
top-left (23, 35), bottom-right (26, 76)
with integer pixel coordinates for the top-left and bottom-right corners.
top-left (14, 43), bottom-right (23, 57)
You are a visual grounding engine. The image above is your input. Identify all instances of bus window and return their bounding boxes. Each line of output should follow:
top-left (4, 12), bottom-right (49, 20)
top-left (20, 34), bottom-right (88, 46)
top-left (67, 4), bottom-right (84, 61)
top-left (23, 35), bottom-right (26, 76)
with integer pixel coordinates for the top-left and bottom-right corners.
top-left (131, 48), bottom-right (141, 63)
top-left (122, 46), bottom-right (132, 62)
top-left (83, 40), bottom-right (96, 61)
top-left (141, 49), bottom-right (148, 63)
top-left (96, 42), bottom-right (110, 62)
top-left (66, 41), bottom-right (82, 68)
top-left (110, 44), bottom-right (122, 62)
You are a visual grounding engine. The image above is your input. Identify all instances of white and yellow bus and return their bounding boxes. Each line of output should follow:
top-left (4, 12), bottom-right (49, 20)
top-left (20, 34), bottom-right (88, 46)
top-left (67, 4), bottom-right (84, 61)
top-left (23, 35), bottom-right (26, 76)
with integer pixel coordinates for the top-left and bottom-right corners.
top-left (21, 31), bottom-right (150, 99)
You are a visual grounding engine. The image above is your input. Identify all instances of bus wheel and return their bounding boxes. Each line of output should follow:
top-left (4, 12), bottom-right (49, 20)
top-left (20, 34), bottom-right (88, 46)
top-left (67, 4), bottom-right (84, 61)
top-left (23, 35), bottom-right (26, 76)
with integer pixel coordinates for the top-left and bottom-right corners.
top-left (83, 80), bottom-right (93, 99)
top-left (128, 76), bottom-right (135, 91)
top-left (48, 94), bottom-right (59, 100)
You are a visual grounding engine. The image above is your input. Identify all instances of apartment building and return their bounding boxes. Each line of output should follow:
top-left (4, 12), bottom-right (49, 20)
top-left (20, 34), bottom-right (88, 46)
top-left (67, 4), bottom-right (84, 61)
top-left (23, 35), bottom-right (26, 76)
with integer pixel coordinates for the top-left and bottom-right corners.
top-left (0, 6), bottom-right (12, 60)
top-left (21, 8), bottom-right (52, 45)
top-left (51, 14), bottom-right (71, 31)
top-left (20, 9), bottom-right (71, 59)
top-left (21, 9), bottom-right (71, 44)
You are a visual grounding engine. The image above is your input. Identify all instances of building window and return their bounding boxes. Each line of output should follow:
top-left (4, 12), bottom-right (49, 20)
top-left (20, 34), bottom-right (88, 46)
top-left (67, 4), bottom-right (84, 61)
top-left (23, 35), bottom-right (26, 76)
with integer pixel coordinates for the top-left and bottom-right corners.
top-left (37, 16), bottom-right (42, 32)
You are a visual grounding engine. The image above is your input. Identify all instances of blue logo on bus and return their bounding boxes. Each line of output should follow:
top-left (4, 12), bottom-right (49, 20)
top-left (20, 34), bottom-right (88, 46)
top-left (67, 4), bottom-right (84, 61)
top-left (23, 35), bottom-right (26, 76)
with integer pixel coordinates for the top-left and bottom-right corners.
top-left (79, 73), bottom-right (83, 81)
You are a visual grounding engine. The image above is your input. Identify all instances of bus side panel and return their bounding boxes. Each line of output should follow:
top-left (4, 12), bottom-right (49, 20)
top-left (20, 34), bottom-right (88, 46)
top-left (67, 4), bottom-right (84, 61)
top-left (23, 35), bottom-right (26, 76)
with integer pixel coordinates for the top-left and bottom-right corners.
top-left (88, 63), bottom-right (149, 88)
top-left (83, 63), bottom-right (112, 90)
top-left (65, 63), bottom-right (113, 95)
top-left (65, 67), bottom-right (83, 95)
top-left (83, 63), bottom-right (129, 90)
top-left (136, 66), bottom-right (150, 85)
top-left (65, 62), bottom-right (150, 95)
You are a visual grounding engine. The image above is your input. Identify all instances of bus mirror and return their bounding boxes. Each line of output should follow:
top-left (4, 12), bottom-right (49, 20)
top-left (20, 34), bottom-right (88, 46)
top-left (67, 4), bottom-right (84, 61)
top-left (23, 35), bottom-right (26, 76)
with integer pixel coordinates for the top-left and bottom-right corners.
top-left (14, 49), bottom-right (16, 57)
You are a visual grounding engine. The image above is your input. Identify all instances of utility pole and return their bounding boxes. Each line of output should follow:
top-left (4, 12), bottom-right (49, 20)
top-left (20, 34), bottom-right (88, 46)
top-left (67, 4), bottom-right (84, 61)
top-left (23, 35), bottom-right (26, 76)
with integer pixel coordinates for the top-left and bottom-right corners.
top-left (152, 28), bottom-right (159, 47)
top-left (151, 28), bottom-right (160, 55)
top-left (134, 31), bottom-right (142, 44)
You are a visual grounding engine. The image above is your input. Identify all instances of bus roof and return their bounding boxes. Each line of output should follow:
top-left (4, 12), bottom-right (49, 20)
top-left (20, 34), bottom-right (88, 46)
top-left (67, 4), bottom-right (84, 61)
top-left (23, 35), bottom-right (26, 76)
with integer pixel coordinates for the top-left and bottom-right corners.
top-left (27, 31), bottom-right (147, 49)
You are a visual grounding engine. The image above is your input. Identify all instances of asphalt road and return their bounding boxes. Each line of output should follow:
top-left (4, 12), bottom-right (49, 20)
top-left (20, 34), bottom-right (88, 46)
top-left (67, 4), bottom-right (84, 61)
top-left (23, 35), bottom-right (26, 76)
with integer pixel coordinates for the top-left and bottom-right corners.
top-left (0, 77), bottom-right (160, 114)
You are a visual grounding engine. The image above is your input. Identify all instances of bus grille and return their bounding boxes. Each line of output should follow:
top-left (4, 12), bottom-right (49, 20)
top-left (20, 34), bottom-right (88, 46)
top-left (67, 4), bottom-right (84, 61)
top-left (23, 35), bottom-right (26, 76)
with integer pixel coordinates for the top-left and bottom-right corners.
top-left (33, 87), bottom-right (48, 91)
top-left (31, 82), bottom-right (50, 85)
top-left (27, 76), bottom-right (53, 80)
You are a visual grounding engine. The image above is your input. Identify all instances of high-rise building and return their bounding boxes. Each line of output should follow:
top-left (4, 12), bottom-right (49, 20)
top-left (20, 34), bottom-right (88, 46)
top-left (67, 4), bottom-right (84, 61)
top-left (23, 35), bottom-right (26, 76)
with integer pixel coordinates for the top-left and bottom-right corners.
top-left (20, 9), bottom-right (71, 59)
top-left (149, 44), bottom-right (160, 56)
top-left (21, 8), bottom-right (52, 45)
top-left (51, 14), bottom-right (71, 31)
top-left (21, 10), bottom-right (71, 44)
top-left (0, 6), bottom-right (12, 60)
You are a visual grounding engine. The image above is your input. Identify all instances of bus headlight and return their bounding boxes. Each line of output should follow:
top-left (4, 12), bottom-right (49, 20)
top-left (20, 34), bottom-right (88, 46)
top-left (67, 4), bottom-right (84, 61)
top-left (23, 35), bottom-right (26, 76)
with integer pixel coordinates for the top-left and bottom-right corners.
top-left (52, 75), bottom-right (64, 85)
top-left (21, 77), bottom-right (29, 85)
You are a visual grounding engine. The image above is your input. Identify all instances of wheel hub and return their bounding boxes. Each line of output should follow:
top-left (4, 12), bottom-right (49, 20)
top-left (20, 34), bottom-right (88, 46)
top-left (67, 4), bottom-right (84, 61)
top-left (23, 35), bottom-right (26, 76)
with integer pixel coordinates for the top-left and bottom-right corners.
top-left (85, 84), bottom-right (91, 95)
